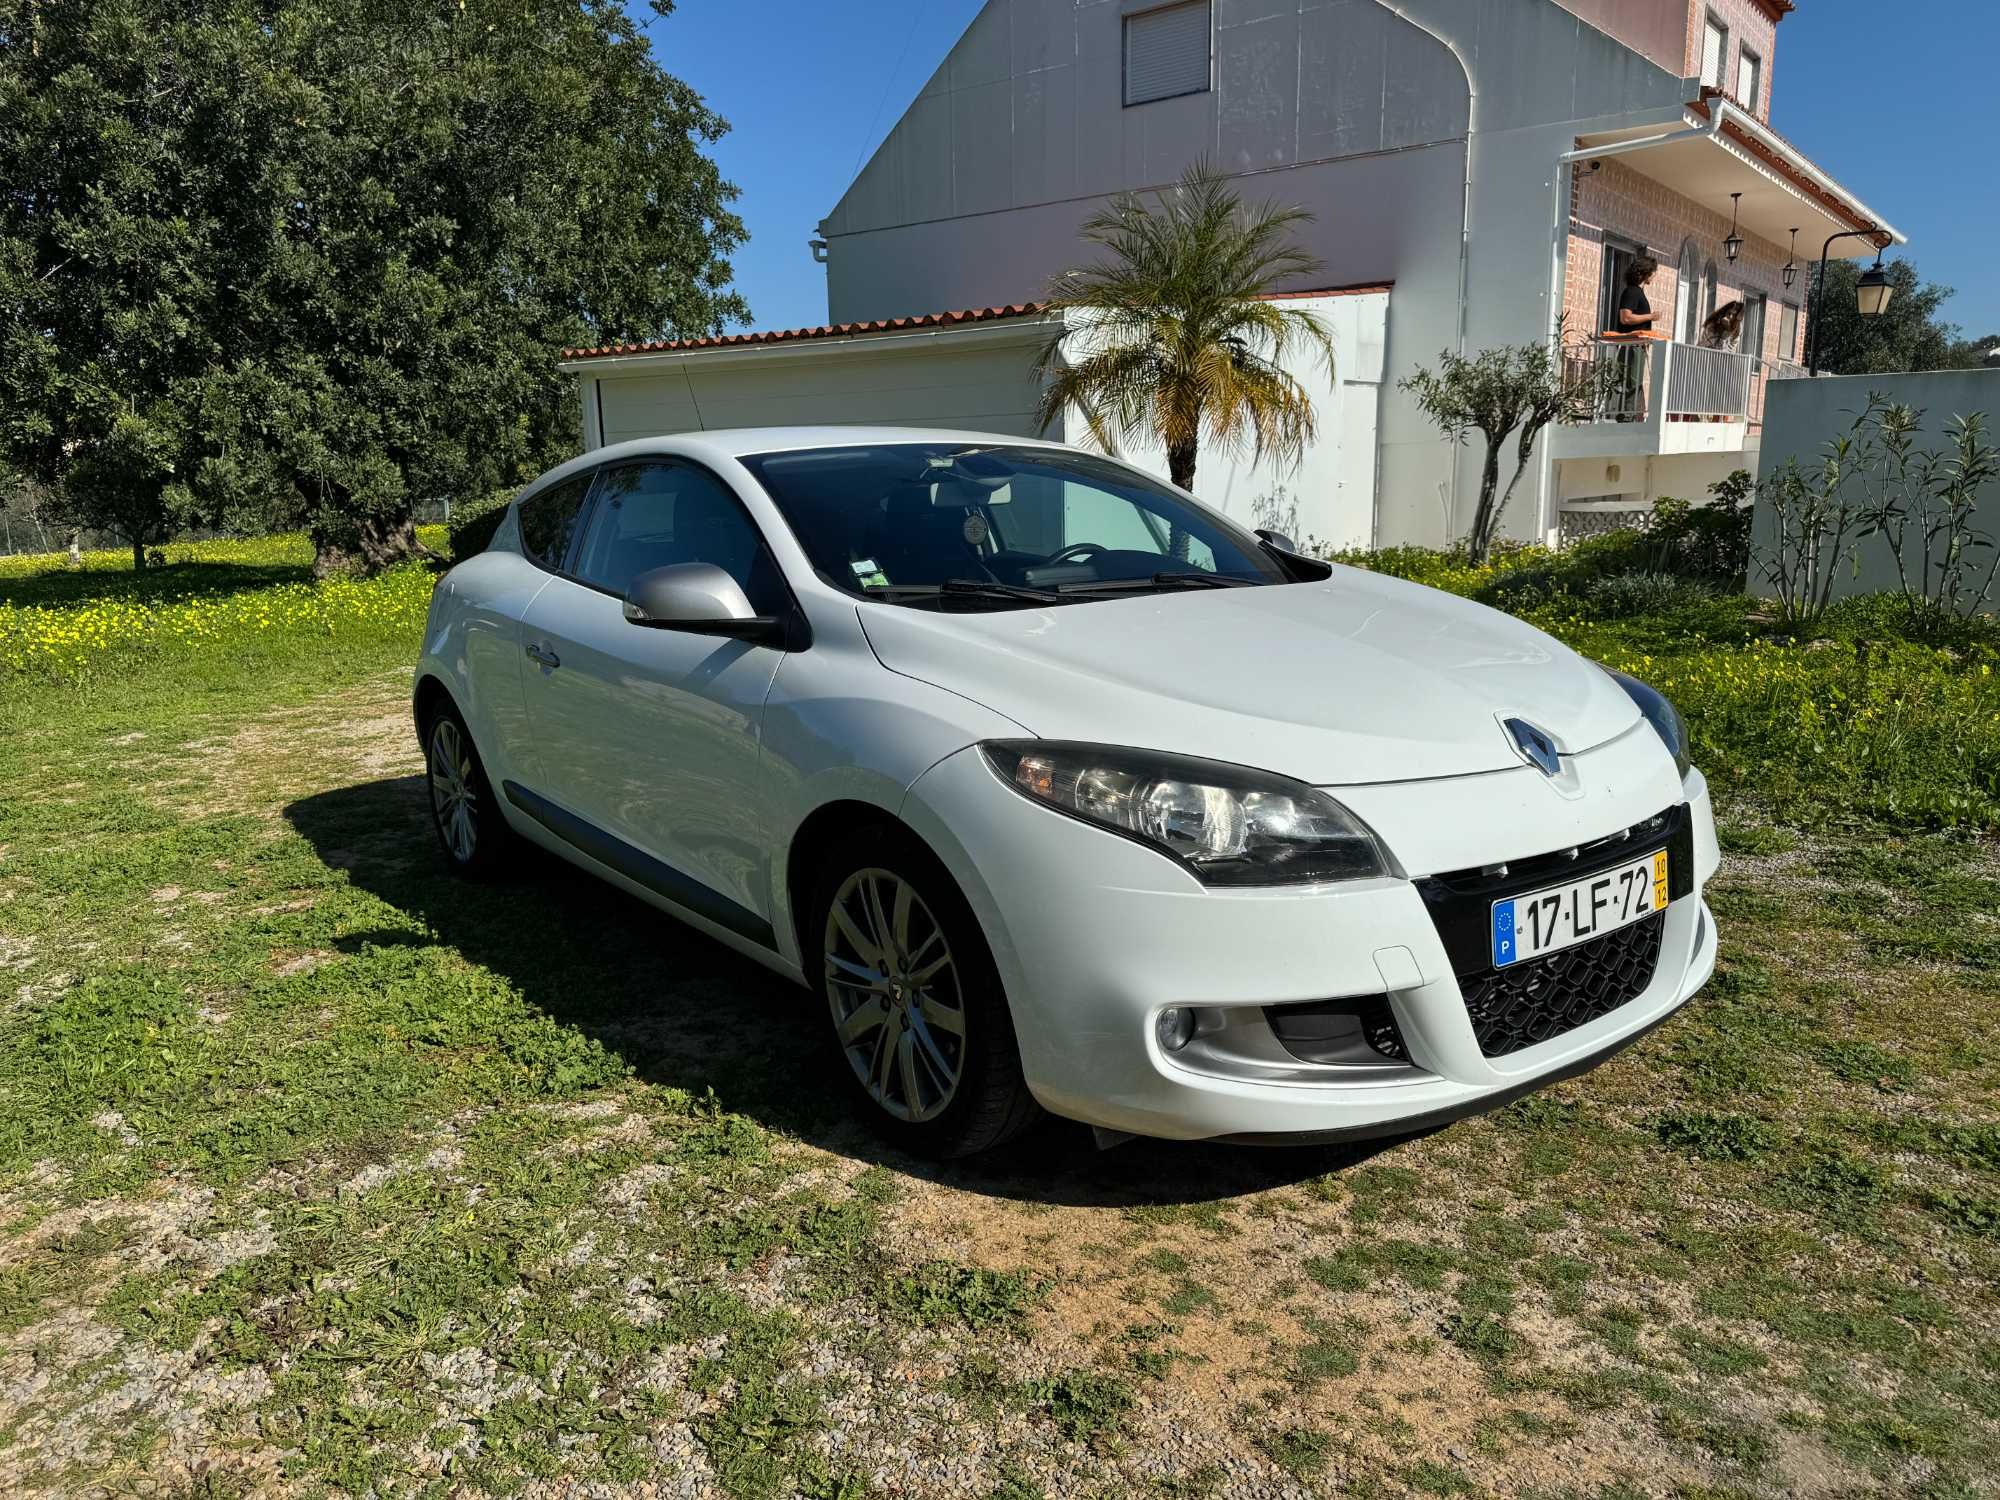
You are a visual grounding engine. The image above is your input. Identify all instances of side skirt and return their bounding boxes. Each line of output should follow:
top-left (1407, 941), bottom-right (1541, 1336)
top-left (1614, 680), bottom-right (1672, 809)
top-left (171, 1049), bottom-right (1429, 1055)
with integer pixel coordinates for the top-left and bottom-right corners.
top-left (501, 780), bottom-right (777, 951)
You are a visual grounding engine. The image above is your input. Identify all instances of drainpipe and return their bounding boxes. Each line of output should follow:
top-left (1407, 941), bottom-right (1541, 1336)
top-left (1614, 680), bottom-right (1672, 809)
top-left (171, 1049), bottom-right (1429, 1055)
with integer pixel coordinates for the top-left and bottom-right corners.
top-left (1368, 2), bottom-right (1474, 544)
top-left (1539, 111), bottom-right (1720, 540)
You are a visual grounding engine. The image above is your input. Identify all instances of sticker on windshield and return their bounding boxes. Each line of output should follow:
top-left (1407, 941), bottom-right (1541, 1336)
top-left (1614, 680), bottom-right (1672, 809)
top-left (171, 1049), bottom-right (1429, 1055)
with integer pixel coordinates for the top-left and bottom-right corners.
top-left (850, 558), bottom-right (891, 589)
top-left (961, 513), bottom-right (989, 546)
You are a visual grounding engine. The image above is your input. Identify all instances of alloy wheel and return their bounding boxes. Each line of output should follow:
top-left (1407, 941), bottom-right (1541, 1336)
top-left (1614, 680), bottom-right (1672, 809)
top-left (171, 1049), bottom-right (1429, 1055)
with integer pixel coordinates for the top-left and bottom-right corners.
top-left (428, 718), bottom-right (479, 863)
top-left (824, 867), bottom-right (966, 1123)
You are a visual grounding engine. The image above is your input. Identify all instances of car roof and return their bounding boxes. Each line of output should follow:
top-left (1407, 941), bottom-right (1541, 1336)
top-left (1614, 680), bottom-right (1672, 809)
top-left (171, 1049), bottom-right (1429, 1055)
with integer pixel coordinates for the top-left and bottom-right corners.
top-left (516, 427), bottom-right (1072, 504)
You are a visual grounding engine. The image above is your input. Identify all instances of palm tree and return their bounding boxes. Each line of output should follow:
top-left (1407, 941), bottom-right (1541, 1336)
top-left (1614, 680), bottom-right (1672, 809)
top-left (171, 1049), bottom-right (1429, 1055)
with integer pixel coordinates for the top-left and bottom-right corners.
top-left (1034, 163), bottom-right (1336, 494)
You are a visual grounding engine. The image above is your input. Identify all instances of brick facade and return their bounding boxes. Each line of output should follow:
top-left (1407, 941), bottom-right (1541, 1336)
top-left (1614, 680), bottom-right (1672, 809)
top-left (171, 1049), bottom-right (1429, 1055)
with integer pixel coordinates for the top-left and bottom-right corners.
top-left (1564, 155), bottom-right (1807, 378)
top-left (1683, 0), bottom-right (1779, 120)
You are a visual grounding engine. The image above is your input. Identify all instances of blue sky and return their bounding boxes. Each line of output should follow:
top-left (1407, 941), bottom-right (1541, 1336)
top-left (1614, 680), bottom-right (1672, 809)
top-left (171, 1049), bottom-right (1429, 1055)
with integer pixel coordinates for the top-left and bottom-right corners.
top-left (646, 0), bottom-right (1997, 339)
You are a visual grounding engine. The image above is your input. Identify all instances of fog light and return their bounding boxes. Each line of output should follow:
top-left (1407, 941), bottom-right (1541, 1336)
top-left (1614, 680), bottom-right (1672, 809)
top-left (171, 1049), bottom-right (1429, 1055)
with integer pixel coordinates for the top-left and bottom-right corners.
top-left (1156, 1006), bottom-right (1197, 1053)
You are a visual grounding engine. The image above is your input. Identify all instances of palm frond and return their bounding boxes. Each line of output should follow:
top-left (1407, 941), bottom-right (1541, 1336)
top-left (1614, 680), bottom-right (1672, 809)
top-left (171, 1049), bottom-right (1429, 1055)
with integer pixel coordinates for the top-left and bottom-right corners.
top-left (1035, 161), bottom-right (1335, 479)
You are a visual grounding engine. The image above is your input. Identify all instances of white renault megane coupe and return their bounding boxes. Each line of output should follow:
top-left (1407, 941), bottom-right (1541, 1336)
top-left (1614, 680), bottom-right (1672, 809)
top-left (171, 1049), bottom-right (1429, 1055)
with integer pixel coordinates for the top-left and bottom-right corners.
top-left (414, 428), bottom-right (1718, 1156)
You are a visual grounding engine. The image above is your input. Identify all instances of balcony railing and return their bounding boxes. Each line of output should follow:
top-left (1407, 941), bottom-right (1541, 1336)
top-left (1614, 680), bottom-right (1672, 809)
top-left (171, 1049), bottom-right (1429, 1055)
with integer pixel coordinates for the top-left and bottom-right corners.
top-left (1563, 338), bottom-right (1756, 424)
top-left (1554, 338), bottom-right (1759, 458)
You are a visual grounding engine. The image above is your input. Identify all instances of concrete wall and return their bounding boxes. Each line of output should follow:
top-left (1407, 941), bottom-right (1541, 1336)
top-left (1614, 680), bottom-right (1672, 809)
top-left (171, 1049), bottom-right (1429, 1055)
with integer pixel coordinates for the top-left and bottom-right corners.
top-left (817, 0), bottom-right (1691, 549)
top-left (1753, 369), bottom-right (2000, 606)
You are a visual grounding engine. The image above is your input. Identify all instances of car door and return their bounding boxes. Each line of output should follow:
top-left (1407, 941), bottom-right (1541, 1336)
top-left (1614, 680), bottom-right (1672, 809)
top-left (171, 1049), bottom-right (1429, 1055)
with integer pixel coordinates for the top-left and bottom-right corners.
top-left (515, 457), bottom-right (790, 945)
top-left (470, 469), bottom-right (596, 787)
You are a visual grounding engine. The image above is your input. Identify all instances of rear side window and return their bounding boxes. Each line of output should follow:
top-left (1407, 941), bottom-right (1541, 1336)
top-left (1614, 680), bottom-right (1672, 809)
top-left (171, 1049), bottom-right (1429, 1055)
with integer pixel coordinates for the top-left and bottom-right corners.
top-left (516, 473), bottom-right (594, 570)
top-left (571, 460), bottom-right (785, 612)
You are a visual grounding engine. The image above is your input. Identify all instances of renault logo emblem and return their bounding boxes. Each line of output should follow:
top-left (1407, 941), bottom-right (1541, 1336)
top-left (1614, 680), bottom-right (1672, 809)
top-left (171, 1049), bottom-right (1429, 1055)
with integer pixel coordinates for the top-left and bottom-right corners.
top-left (1505, 717), bottom-right (1562, 777)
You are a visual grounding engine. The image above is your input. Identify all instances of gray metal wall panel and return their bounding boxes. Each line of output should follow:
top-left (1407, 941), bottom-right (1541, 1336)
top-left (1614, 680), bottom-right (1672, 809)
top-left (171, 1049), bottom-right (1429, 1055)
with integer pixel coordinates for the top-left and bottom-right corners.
top-left (898, 93), bottom-right (955, 224)
top-left (1216, 11), bottom-right (1300, 171)
top-left (1012, 65), bottom-right (1079, 204)
top-left (951, 3), bottom-right (1014, 89)
top-left (1299, 1), bottom-right (1386, 160)
top-left (954, 79), bottom-right (1017, 216)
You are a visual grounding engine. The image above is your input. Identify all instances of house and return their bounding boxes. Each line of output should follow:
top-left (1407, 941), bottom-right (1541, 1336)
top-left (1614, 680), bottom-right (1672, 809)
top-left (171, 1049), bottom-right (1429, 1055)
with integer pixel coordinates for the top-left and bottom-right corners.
top-left (561, 0), bottom-right (1899, 551)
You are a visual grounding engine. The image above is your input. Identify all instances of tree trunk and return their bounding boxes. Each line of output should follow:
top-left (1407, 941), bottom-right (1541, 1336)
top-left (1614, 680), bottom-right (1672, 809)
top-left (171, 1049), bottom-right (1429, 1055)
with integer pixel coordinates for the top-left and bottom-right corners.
top-left (310, 511), bottom-right (437, 579)
top-left (1166, 441), bottom-right (1197, 562)
top-left (65, 529), bottom-right (81, 569)
top-left (1467, 437), bottom-right (1503, 565)
top-left (132, 538), bottom-right (147, 572)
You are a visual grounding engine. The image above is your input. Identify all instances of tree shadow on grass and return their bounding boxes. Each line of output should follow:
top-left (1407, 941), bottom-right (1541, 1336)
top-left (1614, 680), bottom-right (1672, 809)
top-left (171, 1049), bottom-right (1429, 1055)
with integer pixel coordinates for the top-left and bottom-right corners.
top-left (285, 775), bottom-right (1405, 1209)
top-left (0, 558), bottom-right (312, 608)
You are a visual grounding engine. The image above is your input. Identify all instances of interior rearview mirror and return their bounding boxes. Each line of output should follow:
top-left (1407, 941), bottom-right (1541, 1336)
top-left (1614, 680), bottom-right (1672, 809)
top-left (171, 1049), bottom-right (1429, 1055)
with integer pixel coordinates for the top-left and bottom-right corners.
top-left (623, 563), bottom-right (785, 645)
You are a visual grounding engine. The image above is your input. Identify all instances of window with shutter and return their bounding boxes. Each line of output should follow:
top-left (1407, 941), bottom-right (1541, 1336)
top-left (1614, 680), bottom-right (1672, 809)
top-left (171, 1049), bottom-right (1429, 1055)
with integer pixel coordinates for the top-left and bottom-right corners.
top-left (1736, 49), bottom-right (1761, 109)
top-left (1125, 1), bottom-right (1212, 107)
top-left (1777, 301), bottom-right (1800, 363)
top-left (1701, 17), bottom-right (1727, 88)
top-left (1742, 294), bottom-right (1767, 359)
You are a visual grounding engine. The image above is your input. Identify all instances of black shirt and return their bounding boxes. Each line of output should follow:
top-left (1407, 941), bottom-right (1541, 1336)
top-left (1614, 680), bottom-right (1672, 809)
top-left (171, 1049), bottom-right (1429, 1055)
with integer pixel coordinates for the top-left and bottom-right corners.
top-left (1616, 284), bottom-right (1653, 327)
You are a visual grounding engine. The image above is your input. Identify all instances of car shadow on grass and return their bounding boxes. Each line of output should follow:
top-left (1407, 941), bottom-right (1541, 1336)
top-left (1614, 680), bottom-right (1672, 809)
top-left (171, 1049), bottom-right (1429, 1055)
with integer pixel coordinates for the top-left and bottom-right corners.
top-left (286, 774), bottom-right (1402, 1209)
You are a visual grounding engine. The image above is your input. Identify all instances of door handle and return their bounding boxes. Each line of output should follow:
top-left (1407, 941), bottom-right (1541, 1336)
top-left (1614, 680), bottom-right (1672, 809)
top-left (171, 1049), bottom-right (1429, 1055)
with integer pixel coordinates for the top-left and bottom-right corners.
top-left (524, 642), bottom-right (561, 669)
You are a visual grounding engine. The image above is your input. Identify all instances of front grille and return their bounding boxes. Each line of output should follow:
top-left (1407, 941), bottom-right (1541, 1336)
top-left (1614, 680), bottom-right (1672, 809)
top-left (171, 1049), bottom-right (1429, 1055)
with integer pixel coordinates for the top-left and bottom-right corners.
top-left (1415, 805), bottom-right (1694, 978)
top-left (1459, 911), bottom-right (1665, 1058)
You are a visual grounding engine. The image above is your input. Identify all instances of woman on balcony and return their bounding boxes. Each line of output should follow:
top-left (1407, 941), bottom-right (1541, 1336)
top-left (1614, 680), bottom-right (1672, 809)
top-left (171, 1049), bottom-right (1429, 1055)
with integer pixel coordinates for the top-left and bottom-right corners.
top-left (1608, 257), bottom-right (1659, 421)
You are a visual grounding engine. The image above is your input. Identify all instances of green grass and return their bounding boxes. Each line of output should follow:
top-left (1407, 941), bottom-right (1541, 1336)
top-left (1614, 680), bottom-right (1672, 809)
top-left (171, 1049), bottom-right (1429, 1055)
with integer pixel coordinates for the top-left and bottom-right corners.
top-left (0, 539), bottom-right (1995, 1495)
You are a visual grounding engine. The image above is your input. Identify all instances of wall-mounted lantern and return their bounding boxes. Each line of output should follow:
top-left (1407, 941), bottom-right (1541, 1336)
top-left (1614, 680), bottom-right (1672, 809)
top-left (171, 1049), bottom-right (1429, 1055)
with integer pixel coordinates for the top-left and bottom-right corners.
top-left (1723, 193), bottom-right (1744, 263)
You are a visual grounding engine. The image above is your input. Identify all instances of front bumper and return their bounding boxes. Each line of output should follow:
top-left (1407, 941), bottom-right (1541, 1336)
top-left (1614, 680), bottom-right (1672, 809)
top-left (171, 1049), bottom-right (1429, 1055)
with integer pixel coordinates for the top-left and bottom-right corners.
top-left (899, 723), bottom-right (1720, 1142)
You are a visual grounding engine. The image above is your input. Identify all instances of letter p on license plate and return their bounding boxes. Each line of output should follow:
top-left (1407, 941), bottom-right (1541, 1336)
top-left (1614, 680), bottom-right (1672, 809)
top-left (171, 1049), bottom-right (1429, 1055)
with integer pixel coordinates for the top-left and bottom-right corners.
top-left (1491, 849), bottom-right (1669, 967)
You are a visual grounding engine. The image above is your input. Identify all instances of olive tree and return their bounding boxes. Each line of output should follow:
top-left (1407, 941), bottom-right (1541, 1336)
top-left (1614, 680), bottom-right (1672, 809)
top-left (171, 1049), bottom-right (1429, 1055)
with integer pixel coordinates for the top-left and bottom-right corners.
top-left (1400, 334), bottom-right (1627, 565)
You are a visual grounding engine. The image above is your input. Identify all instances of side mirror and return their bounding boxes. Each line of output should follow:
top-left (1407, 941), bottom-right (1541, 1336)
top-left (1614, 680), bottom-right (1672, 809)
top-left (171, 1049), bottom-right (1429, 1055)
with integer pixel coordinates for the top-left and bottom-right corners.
top-left (1255, 527), bottom-right (1298, 554)
top-left (623, 563), bottom-right (786, 645)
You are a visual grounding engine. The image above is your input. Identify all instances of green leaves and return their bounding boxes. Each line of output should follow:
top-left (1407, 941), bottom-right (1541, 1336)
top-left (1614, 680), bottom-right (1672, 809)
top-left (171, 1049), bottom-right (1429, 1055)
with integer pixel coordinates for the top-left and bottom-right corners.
top-left (1033, 162), bottom-right (1336, 488)
top-left (1, 1), bottom-right (749, 571)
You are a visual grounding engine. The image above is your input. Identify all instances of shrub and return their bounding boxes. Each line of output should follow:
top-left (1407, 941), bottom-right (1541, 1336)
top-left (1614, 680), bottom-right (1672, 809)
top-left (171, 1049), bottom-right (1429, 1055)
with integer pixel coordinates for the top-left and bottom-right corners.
top-left (448, 490), bottom-right (513, 560)
top-left (1580, 572), bottom-right (1720, 619)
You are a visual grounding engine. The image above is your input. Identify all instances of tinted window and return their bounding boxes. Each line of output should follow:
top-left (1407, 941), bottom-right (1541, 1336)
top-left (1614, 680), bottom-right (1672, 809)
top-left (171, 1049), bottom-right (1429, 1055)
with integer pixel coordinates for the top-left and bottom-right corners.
top-left (517, 473), bottom-right (594, 570)
top-left (571, 461), bottom-right (784, 612)
top-left (738, 443), bottom-right (1281, 606)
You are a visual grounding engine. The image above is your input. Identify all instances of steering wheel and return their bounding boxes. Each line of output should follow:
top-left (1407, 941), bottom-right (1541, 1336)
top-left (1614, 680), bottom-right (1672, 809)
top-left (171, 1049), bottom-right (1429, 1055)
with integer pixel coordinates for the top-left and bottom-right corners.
top-left (1045, 542), bottom-right (1108, 565)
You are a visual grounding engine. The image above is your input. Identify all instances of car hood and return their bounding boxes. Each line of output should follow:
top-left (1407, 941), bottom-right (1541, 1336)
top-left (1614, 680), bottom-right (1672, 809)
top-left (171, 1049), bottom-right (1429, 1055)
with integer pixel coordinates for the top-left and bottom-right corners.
top-left (858, 568), bottom-right (1642, 786)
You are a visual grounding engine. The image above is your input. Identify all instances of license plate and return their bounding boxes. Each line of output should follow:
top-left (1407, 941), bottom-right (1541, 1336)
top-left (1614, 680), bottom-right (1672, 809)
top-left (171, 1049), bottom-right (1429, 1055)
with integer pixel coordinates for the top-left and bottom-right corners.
top-left (1491, 850), bottom-right (1669, 967)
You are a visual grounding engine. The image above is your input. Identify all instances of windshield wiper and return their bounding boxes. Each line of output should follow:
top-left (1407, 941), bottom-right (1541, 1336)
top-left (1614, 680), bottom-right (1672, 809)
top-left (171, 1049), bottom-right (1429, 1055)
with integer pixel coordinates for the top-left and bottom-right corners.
top-left (1053, 571), bottom-right (1262, 596)
top-left (869, 578), bottom-right (1064, 605)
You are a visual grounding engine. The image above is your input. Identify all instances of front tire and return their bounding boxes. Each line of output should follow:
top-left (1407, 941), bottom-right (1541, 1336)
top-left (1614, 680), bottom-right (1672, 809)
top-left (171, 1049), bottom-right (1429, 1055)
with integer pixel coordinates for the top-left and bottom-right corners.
top-left (811, 830), bottom-right (1040, 1157)
top-left (422, 701), bottom-right (511, 877)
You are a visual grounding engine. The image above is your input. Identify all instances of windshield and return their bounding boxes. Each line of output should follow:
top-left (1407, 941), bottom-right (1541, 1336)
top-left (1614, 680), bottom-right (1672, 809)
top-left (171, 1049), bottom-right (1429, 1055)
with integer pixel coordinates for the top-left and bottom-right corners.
top-left (737, 443), bottom-right (1287, 607)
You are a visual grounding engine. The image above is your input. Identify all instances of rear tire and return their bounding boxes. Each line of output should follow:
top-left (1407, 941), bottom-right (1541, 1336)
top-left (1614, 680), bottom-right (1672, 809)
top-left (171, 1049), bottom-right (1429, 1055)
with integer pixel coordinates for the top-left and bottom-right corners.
top-left (421, 700), bottom-right (512, 877)
top-left (810, 827), bottom-right (1040, 1158)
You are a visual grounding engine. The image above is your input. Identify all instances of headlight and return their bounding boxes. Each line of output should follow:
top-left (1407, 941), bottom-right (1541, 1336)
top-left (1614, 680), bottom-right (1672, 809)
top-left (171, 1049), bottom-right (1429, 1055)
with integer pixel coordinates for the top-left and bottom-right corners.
top-left (1605, 669), bottom-right (1692, 778)
top-left (980, 741), bottom-right (1391, 886)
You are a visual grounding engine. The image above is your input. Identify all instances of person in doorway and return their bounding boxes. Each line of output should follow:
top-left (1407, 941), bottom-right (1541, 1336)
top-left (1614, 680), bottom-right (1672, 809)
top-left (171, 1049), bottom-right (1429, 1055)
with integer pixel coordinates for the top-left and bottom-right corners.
top-left (1614, 256), bottom-right (1660, 334)
top-left (1608, 257), bottom-right (1659, 420)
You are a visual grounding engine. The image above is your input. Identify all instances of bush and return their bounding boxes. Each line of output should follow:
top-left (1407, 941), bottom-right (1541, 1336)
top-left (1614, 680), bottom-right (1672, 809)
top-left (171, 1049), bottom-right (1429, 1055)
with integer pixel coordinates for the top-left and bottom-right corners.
top-left (1580, 572), bottom-right (1720, 619)
top-left (448, 491), bottom-right (513, 561)
top-left (1326, 540), bottom-right (1552, 599)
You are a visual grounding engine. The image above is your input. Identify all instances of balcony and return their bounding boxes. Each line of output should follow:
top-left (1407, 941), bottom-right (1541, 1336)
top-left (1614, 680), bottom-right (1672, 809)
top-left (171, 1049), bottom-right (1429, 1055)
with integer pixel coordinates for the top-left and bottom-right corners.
top-left (1554, 338), bottom-right (1758, 459)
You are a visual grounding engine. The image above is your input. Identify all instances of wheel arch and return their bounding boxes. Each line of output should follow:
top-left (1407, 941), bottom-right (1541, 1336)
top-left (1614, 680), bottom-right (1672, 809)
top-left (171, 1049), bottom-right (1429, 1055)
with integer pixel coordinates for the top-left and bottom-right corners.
top-left (413, 672), bottom-right (456, 737)
top-left (784, 799), bottom-right (923, 969)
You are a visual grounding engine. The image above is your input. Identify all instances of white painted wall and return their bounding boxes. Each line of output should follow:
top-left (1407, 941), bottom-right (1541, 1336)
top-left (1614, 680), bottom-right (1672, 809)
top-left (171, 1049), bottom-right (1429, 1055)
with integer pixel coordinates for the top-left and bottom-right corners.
top-left (566, 292), bottom-right (1392, 550)
top-left (580, 326), bottom-right (1055, 449)
top-left (813, 0), bottom-right (1693, 549)
top-left (1066, 291), bottom-right (1389, 551)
